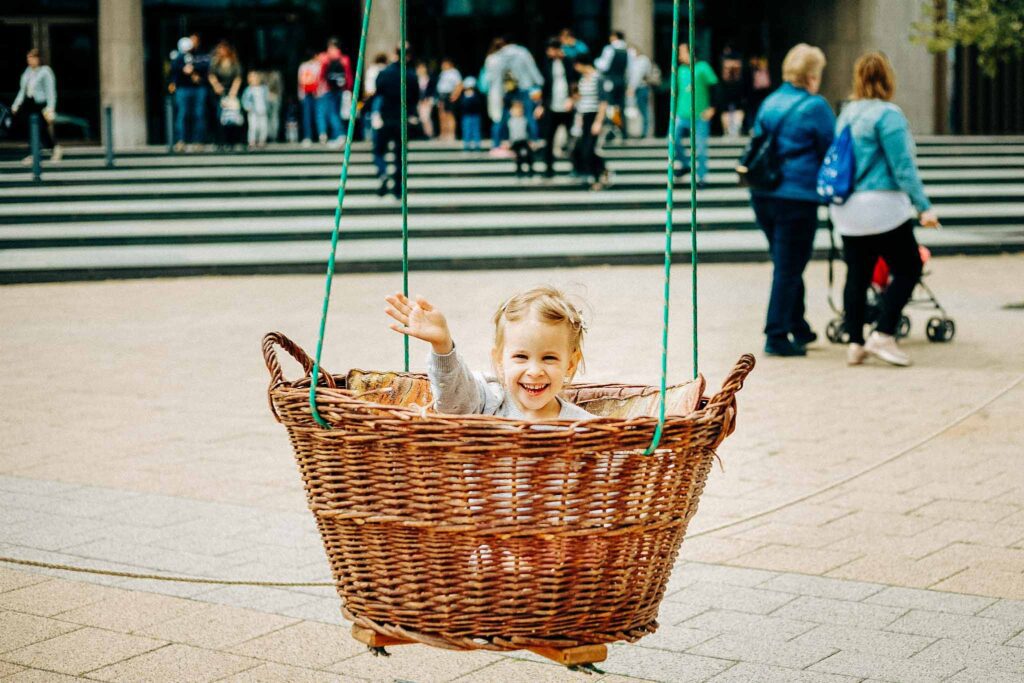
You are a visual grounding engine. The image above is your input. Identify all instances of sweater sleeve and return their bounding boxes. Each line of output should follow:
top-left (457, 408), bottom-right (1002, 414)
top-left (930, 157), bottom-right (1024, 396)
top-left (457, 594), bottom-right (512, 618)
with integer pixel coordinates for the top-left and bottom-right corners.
top-left (878, 108), bottom-right (931, 212)
top-left (811, 97), bottom-right (836, 160)
top-left (12, 70), bottom-right (28, 110)
top-left (42, 67), bottom-right (57, 112)
top-left (427, 346), bottom-right (488, 414)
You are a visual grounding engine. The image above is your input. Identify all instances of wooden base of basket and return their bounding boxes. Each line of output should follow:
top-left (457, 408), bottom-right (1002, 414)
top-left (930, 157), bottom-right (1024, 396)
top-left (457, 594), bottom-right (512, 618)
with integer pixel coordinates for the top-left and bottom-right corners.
top-left (351, 625), bottom-right (607, 667)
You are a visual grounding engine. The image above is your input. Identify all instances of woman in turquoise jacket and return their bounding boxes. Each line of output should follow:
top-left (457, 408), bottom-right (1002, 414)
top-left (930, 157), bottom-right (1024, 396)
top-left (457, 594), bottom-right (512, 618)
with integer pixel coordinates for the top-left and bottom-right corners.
top-left (749, 44), bottom-right (836, 357)
top-left (831, 52), bottom-right (940, 367)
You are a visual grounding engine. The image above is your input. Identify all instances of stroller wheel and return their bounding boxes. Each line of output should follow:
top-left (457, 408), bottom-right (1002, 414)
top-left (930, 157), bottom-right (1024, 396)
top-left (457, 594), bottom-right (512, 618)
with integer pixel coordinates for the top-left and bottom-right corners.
top-left (825, 318), bottom-right (848, 344)
top-left (896, 315), bottom-right (911, 339)
top-left (927, 317), bottom-right (956, 342)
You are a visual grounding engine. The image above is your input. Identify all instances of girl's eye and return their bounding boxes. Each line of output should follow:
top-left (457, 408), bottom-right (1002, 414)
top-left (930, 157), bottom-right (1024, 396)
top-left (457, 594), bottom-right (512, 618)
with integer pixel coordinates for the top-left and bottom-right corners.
top-left (544, 355), bottom-right (558, 361)
top-left (512, 354), bottom-right (527, 360)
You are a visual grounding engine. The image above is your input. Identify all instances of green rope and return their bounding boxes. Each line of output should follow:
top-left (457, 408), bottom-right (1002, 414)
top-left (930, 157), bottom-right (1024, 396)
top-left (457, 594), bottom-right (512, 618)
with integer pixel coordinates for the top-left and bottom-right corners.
top-left (399, 0), bottom-right (410, 372)
top-left (645, 0), bottom-right (697, 455)
top-left (309, 0), bottom-right (374, 428)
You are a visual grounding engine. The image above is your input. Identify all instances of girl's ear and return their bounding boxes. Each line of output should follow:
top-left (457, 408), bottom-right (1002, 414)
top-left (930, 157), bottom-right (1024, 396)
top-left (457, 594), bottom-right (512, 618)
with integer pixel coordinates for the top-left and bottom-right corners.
top-left (566, 350), bottom-right (582, 382)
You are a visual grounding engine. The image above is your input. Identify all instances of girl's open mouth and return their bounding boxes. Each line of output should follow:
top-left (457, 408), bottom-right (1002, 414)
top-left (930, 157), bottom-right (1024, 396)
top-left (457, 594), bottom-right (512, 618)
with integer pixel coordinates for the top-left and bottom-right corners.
top-left (520, 382), bottom-right (548, 397)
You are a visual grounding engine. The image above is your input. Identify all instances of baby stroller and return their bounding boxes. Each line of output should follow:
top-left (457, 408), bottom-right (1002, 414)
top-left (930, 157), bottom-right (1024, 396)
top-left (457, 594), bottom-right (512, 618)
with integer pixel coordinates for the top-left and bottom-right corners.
top-left (824, 226), bottom-right (956, 344)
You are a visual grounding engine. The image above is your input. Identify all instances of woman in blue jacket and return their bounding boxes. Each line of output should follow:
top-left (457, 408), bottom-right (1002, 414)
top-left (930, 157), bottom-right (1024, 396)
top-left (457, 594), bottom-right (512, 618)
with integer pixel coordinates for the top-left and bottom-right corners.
top-left (832, 52), bottom-right (940, 367)
top-left (749, 44), bottom-right (836, 357)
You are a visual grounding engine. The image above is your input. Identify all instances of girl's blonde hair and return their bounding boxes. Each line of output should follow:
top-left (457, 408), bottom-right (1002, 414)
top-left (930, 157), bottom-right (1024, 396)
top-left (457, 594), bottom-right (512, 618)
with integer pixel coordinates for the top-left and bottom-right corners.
top-left (852, 51), bottom-right (896, 101)
top-left (493, 286), bottom-right (586, 371)
top-left (782, 43), bottom-right (826, 89)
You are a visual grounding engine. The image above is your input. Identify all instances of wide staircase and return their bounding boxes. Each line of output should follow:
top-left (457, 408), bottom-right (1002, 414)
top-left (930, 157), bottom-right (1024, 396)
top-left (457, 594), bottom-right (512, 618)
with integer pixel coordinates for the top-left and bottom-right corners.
top-left (1, 137), bottom-right (1022, 283)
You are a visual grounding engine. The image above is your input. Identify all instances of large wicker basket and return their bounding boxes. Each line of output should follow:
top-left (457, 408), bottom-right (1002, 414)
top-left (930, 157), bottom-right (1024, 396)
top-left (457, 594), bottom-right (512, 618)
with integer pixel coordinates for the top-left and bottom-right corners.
top-left (263, 332), bottom-right (754, 651)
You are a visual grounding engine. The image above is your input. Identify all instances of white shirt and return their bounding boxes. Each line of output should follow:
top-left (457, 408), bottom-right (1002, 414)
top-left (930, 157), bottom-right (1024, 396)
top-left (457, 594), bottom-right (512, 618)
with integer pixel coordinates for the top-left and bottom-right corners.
top-left (830, 191), bottom-right (916, 236)
top-left (550, 60), bottom-right (570, 112)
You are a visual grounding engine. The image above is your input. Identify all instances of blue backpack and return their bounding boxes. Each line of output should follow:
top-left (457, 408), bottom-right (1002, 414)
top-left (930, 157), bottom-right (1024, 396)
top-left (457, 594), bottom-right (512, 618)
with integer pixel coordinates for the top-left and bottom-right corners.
top-left (817, 125), bottom-right (856, 204)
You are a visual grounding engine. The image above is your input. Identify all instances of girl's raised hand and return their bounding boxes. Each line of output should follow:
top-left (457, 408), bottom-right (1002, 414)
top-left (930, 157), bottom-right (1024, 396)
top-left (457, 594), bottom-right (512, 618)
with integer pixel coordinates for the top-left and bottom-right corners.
top-left (384, 293), bottom-right (454, 354)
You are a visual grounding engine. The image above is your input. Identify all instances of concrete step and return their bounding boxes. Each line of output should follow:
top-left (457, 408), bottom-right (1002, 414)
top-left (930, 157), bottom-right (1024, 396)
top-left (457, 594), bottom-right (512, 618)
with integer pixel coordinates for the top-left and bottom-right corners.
top-left (2, 225), bottom-right (1020, 284)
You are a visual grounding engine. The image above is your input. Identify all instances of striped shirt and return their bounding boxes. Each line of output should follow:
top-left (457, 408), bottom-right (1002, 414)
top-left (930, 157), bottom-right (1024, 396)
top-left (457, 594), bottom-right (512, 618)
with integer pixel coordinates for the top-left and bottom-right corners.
top-left (576, 73), bottom-right (600, 114)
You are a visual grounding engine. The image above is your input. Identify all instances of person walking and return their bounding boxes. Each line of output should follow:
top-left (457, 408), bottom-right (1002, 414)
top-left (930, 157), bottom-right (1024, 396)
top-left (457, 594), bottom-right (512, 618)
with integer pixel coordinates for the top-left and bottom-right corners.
top-left (537, 37), bottom-right (575, 178)
top-left (627, 47), bottom-right (657, 138)
top-left (572, 53), bottom-right (609, 191)
top-left (415, 61), bottom-right (436, 139)
top-left (362, 53), bottom-right (388, 143)
top-left (834, 52), bottom-right (940, 367)
top-left (372, 45), bottom-right (420, 199)
top-left (169, 35), bottom-right (208, 152)
top-left (483, 38), bottom-right (509, 154)
top-left (435, 58), bottom-right (462, 142)
top-left (208, 41), bottom-right (243, 150)
top-left (674, 43), bottom-right (717, 185)
top-left (317, 37), bottom-right (351, 146)
top-left (595, 30), bottom-right (631, 140)
top-left (559, 29), bottom-right (589, 62)
top-left (12, 48), bottom-right (61, 162)
top-left (748, 43), bottom-right (836, 357)
top-left (297, 50), bottom-right (321, 146)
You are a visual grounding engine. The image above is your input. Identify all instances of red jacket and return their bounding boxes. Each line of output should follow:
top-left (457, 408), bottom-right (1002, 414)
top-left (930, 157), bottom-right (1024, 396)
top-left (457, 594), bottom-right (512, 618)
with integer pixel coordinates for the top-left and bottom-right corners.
top-left (318, 48), bottom-right (354, 96)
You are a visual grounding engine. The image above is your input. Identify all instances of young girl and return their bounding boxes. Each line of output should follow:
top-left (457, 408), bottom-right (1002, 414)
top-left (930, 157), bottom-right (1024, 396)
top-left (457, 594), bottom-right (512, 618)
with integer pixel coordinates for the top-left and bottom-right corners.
top-left (384, 287), bottom-right (594, 420)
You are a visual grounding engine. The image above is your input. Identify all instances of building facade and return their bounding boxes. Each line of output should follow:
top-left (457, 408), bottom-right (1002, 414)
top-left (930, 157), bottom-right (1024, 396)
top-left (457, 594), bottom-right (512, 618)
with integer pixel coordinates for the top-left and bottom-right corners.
top-left (3, 0), bottom-right (1021, 148)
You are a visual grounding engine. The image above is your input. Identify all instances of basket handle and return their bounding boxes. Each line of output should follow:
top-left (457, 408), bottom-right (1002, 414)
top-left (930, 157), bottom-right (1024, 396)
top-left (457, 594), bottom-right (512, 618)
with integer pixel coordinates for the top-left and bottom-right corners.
top-left (262, 332), bottom-right (337, 421)
top-left (704, 353), bottom-right (755, 445)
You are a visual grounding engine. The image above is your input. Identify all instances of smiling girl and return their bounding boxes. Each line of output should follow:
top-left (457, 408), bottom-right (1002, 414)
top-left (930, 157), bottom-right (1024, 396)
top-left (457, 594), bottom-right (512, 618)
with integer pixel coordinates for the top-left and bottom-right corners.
top-left (384, 287), bottom-right (595, 420)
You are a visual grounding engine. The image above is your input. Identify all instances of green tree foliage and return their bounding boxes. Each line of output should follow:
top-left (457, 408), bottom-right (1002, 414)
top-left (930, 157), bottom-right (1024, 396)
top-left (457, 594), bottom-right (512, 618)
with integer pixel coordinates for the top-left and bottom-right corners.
top-left (913, 0), bottom-right (1024, 76)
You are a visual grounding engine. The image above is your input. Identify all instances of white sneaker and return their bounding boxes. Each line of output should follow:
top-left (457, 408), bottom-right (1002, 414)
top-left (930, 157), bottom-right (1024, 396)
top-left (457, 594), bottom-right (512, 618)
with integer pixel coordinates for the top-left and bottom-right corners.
top-left (847, 343), bottom-right (867, 366)
top-left (51, 145), bottom-right (63, 162)
top-left (864, 331), bottom-right (911, 367)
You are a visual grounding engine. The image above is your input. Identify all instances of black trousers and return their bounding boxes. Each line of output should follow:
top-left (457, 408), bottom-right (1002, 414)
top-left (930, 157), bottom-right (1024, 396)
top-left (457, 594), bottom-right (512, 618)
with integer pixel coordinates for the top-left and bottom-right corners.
top-left (842, 220), bottom-right (923, 345)
top-left (511, 140), bottom-right (533, 176)
top-left (750, 195), bottom-right (818, 342)
top-left (373, 125), bottom-right (402, 197)
top-left (576, 112), bottom-right (605, 181)
top-left (541, 109), bottom-right (573, 175)
top-left (17, 99), bottom-right (55, 150)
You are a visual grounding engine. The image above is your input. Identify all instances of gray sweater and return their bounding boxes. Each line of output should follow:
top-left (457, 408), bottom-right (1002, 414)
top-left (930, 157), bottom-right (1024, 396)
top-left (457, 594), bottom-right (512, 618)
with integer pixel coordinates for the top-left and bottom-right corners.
top-left (428, 347), bottom-right (595, 420)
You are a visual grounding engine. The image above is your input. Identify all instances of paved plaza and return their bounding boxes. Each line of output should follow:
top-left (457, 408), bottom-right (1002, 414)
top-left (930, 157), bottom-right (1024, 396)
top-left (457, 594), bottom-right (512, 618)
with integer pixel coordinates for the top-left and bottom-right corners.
top-left (2, 254), bottom-right (1024, 681)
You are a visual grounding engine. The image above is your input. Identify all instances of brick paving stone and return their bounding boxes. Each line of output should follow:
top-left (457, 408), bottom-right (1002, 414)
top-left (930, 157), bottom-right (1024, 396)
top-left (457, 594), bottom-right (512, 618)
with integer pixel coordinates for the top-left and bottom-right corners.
top-left (330, 647), bottom-right (502, 683)
top-left (727, 545), bottom-right (860, 575)
top-left (663, 581), bottom-right (796, 615)
top-left (912, 637), bottom-right (1024, 673)
top-left (912, 481), bottom-right (1016, 503)
top-left (278, 597), bottom-right (345, 625)
top-left (977, 598), bottom-right (1024, 627)
top-left (193, 585), bottom-right (323, 614)
top-left (671, 562), bottom-right (775, 588)
top-left (759, 573), bottom-right (883, 602)
top-left (1006, 631), bottom-right (1024, 647)
top-left (823, 489), bottom-right (935, 514)
top-left (228, 620), bottom-right (364, 669)
top-left (809, 650), bottom-right (965, 682)
top-left (0, 579), bottom-right (123, 617)
top-left (0, 661), bottom-right (25, 676)
top-left (707, 662), bottom-right (860, 682)
top-left (2, 627), bottom-right (165, 676)
top-left (824, 532), bottom-right (956, 561)
top-left (452, 658), bottom-right (598, 682)
top-left (54, 588), bottom-right (208, 632)
top-left (633, 624), bottom-right (716, 652)
top-left (823, 511), bottom-right (941, 537)
top-left (864, 586), bottom-right (996, 615)
top-left (2, 670), bottom-right (91, 682)
top-left (944, 668), bottom-right (1024, 682)
top-left (219, 662), bottom-right (365, 682)
top-left (88, 643), bottom-right (259, 682)
top-left (771, 596), bottom-right (905, 630)
top-left (910, 500), bottom-right (1020, 523)
top-left (0, 567), bottom-right (48, 594)
top-left (597, 644), bottom-right (733, 683)
top-left (885, 609), bottom-right (1021, 644)
top-left (726, 522), bottom-right (852, 549)
top-left (792, 624), bottom-right (935, 659)
top-left (688, 632), bottom-right (837, 669)
top-left (0, 611), bottom-right (80, 653)
top-left (826, 552), bottom-right (968, 588)
top-left (134, 603), bottom-right (299, 650)
top-left (928, 543), bottom-right (1024, 574)
top-left (679, 609), bottom-right (816, 641)
top-left (676, 536), bottom-right (764, 564)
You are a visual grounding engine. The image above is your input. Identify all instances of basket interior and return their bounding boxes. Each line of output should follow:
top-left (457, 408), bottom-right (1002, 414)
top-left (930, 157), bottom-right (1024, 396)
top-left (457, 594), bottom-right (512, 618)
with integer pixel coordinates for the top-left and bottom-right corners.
top-left (344, 369), bottom-right (707, 418)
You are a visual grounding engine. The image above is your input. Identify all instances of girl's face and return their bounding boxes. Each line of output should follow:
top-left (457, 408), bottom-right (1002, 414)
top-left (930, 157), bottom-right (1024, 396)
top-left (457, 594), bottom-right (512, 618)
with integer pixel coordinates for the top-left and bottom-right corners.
top-left (492, 314), bottom-right (580, 420)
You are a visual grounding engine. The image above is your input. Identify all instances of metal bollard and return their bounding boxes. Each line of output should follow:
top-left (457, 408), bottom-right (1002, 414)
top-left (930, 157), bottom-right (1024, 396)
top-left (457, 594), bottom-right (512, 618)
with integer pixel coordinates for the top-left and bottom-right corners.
top-left (29, 113), bottom-right (42, 182)
top-left (165, 95), bottom-right (175, 153)
top-left (103, 105), bottom-right (115, 168)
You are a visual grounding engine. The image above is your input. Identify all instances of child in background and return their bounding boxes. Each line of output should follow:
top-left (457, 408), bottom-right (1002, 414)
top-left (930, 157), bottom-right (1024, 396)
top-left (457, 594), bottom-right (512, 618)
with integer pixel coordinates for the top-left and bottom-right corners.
top-left (456, 76), bottom-right (483, 151)
top-left (218, 95), bottom-right (245, 149)
top-left (506, 99), bottom-right (534, 179)
top-left (241, 71), bottom-right (270, 149)
top-left (384, 287), bottom-right (595, 421)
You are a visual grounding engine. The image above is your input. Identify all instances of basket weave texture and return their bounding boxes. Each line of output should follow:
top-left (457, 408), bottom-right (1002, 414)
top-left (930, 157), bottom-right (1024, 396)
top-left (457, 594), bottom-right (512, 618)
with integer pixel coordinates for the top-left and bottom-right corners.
top-left (263, 332), bottom-right (754, 651)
